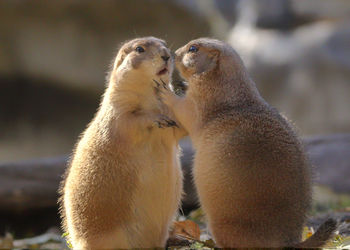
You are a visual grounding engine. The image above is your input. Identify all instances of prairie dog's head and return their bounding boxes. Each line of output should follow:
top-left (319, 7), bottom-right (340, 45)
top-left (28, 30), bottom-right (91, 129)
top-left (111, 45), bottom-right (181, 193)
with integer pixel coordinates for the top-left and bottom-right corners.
top-left (112, 37), bottom-right (172, 84)
top-left (175, 38), bottom-right (244, 81)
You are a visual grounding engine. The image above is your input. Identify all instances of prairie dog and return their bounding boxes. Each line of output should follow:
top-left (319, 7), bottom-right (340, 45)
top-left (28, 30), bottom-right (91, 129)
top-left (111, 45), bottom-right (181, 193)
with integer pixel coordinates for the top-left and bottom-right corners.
top-left (59, 37), bottom-right (185, 249)
top-left (158, 38), bottom-right (336, 248)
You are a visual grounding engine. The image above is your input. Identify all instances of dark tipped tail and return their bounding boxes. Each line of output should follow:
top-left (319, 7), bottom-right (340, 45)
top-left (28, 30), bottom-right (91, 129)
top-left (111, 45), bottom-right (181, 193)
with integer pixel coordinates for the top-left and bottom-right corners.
top-left (293, 218), bottom-right (337, 248)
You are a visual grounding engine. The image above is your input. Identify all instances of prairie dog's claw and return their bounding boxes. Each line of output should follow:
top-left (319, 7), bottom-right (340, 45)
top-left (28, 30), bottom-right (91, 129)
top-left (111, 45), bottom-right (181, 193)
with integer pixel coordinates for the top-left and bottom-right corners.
top-left (153, 79), bottom-right (161, 88)
top-left (160, 79), bottom-right (168, 90)
top-left (153, 79), bottom-right (174, 106)
top-left (154, 115), bottom-right (178, 128)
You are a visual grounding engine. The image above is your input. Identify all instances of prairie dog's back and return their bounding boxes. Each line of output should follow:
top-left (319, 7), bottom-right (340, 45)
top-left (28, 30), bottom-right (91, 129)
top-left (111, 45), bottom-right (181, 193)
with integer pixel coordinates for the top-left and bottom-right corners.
top-left (193, 104), bottom-right (311, 247)
top-left (196, 104), bottom-right (310, 207)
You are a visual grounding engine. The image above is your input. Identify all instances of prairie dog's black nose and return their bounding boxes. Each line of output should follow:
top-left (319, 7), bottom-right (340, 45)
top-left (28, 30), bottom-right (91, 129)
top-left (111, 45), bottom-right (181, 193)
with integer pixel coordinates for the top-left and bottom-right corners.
top-left (161, 55), bottom-right (170, 62)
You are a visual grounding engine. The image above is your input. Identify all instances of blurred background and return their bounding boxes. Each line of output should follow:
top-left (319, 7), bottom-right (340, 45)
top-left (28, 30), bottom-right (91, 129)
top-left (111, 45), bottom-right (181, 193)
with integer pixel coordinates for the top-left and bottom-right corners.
top-left (1, 0), bottom-right (350, 159)
top-left (0, 0), bottom-right (350, 247)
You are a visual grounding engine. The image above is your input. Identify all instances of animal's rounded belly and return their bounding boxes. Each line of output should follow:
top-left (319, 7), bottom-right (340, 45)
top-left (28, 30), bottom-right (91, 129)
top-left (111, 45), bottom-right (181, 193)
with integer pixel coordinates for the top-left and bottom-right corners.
top-left (125, 150), bottom-right (181, 244)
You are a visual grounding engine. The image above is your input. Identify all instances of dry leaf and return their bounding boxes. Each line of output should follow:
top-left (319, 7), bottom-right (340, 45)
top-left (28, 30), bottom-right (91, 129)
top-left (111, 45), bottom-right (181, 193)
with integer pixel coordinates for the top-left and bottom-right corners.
top-left (170, 220), bottom-right (201, 240)
top-left (302, 226), bottom-right (313, 240)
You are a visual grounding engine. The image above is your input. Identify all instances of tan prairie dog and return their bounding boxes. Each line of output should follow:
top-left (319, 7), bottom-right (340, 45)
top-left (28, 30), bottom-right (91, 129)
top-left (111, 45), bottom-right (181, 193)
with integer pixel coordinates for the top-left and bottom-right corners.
top-left (157, 38), bottom-right (337, 248)
top-left (59, 37), bottom-right (185, 249)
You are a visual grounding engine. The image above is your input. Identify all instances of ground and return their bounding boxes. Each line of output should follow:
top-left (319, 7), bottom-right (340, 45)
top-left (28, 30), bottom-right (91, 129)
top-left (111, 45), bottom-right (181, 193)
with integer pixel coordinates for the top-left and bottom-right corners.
top-left (1, 186), bottom-right (350, 249)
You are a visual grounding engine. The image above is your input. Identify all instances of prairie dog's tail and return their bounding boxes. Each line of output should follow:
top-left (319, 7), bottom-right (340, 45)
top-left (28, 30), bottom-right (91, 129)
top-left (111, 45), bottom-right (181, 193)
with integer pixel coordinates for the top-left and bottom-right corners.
top-left (293, 218), bottom-right (337, 248)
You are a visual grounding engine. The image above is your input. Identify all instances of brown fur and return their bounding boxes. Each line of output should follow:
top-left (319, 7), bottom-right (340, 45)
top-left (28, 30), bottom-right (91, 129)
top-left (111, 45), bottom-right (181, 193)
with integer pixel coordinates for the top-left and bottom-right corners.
top-left (59, 37), bottom-right (185, 249)
top-left (159, 38), bottom-right (336, 248)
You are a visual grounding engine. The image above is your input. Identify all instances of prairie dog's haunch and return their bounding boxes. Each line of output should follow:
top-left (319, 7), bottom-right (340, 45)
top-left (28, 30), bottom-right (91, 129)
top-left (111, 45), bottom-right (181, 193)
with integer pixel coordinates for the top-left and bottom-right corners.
top-left (158, 38), bottom-right (337, 248)
top-left (59, 37), bottom-right (185, 249)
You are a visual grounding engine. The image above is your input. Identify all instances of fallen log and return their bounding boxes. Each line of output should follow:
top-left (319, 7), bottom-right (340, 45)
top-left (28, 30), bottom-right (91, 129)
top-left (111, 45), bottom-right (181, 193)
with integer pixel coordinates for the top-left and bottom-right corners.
top-left (304, 133), bottom-right (350, 193)
top-left (0, 156), bottom-right (68, 211)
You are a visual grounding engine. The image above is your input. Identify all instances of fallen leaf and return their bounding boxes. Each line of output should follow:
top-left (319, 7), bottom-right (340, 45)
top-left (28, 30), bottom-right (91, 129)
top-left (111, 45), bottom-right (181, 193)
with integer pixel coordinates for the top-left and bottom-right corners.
top-left (170, 220), bottom-right (201, 240)
top-left (302, 226), bottom-right (313, 240)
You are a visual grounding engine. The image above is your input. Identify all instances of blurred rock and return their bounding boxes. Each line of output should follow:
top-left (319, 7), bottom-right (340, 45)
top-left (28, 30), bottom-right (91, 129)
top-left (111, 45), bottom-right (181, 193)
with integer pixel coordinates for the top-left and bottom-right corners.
top-left (194, 0), bottom-right (232, 40)
top-left (175, 0), bottom-right (239, 37)
top-left (292, 0), bottom-right (350, 21)
top-left (236, 0), bottom-right (298, 30)
top-left (212, 0), bottom-right (239, 25)
top-left (228, 20), bottom-right (350, 135)
top-left (0, 0), bottom-right (209, 93)
top-left (234, 0), bottom-right (350, 31)
top-left (254, 0), bottom-right (295, 29)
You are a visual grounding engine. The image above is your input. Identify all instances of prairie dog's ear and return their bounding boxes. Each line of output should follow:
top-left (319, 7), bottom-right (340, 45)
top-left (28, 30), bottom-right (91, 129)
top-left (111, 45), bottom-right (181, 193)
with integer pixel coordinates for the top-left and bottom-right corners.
top-left (196, 48), bottom-right (220, 74)
top-left (209, 49), bottom-right (220, 61)
top-left (113, 50), bottom-right (126, 70)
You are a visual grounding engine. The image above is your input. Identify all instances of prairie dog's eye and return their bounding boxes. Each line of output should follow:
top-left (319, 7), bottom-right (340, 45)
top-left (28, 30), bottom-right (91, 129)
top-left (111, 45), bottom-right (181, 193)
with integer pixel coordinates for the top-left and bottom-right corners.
top-left (135, 46), bottom-right (145, 53)
top-left (188, 45), bottom-right (198, 53)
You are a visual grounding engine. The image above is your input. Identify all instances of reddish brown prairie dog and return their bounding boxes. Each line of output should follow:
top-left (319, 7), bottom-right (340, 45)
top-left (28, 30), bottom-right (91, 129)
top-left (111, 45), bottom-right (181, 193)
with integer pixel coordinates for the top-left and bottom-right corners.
top-left (157, 38), bottom-right (337, 248)
top-left (59, 37), bottom-right (185, 249)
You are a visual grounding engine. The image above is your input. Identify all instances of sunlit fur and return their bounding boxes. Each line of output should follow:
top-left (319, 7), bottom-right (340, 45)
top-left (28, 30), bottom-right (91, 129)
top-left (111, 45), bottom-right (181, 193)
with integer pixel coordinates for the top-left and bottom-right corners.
top-left (161, 37), bottom-right (336, 248)
top-left (59, 37), bottom-right (185, 249)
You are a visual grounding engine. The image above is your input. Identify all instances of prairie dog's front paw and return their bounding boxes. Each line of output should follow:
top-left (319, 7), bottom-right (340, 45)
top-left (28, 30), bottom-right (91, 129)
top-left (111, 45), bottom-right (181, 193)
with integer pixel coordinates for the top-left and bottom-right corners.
top-left (153, 79), bottom-right (175, 107)
top-left (154, 114), bottom-right (178, 128)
